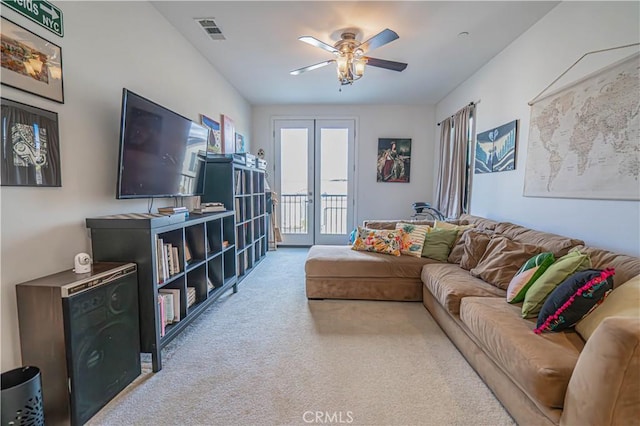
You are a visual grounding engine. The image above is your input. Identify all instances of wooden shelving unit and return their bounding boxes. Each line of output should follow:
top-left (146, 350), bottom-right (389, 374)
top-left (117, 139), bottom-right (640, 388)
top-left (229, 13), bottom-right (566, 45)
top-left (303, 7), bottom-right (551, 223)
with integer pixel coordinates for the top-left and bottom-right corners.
top-left (86, 212), bottom-right (236, 372)
top-left (202, 156), bottom-right (268, 281)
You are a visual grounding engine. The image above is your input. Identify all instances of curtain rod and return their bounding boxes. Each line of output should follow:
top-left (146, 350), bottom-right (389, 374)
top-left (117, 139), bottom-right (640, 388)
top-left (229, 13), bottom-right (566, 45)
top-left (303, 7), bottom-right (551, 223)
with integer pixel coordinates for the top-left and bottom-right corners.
top-left (437, 100), bottom-right (480, 126)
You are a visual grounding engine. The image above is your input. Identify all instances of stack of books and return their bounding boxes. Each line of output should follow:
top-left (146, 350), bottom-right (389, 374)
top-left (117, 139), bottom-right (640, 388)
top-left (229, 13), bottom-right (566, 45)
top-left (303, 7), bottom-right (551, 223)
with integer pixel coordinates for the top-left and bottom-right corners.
top-left (187, 287), bottom-right (196, 307)
top-left (157, 206), bottom-right (189, 215)
top-left (158, 288), bottom-right (181, 337)
top-left (192, 202), bottom-right (226, 214)
top-left (156, 237), bottom-right (180, 284)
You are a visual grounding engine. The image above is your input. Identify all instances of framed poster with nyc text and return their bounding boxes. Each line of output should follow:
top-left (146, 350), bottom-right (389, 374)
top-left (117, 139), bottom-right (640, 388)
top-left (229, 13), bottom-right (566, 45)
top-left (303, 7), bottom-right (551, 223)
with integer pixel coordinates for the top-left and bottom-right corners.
top-left (1, 98), bottom-right (61, 187)
top-left (1, 17), bottom-right (64, 103)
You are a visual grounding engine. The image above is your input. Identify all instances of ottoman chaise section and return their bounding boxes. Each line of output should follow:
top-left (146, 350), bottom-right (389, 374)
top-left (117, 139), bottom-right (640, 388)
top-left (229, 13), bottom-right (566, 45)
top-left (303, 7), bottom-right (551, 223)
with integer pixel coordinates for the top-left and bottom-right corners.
top-left (305, 245), bottom-right (438, 301)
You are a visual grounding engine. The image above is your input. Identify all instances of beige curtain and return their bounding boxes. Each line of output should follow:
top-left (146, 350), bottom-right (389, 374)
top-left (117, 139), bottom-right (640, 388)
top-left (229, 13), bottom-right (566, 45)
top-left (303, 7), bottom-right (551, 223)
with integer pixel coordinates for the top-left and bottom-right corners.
top-left (434, 104), bottom-right (474, 219)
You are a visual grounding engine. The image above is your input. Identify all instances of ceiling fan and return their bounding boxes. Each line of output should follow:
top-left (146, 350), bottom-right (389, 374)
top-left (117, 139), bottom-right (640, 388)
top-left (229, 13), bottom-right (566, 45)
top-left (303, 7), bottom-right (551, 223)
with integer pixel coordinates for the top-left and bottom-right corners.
top-left (290, 28), bottom-right (408, 86)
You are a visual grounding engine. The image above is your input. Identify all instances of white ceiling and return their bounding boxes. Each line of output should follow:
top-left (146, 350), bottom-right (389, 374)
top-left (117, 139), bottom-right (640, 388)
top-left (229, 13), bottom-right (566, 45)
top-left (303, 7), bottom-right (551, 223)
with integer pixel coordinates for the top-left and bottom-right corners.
top-left (152, 1), bottom-right (559, 105)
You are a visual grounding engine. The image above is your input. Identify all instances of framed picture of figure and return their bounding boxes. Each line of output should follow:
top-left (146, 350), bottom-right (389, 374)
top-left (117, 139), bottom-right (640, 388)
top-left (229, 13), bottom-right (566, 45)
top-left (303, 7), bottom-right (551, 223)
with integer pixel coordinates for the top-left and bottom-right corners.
top-left (376, 138), bottom-right (411, 183)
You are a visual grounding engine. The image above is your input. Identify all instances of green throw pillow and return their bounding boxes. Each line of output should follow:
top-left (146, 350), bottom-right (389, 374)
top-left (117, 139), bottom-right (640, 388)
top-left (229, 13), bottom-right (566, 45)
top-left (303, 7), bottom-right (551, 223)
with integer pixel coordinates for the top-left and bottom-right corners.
top-left (522, 250), bottom-right (591, 318)
top-left (506, 252), bottom-right (555, 303)
top-left (421, 228), bottom-right (459, 262)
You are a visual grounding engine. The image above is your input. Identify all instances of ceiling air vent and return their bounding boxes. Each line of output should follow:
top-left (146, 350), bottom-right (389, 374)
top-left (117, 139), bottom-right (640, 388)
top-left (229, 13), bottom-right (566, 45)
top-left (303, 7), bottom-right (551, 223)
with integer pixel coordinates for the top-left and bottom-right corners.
top-left (196, 18), bottom-right (226, 40)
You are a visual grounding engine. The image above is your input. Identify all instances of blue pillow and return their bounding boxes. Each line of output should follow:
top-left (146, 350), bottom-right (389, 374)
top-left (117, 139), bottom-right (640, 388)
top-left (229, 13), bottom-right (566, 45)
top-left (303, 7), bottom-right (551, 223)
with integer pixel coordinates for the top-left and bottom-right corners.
top-left (534, 268), bottom-right (614, 334)
top-left (349, 227), bottom-right (358, 244)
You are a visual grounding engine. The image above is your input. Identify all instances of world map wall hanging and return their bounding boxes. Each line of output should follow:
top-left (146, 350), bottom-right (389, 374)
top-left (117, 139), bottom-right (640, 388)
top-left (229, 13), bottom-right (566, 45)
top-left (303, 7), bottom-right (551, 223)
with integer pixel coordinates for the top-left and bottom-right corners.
top-left (524, 52), bottom-right (639, 200)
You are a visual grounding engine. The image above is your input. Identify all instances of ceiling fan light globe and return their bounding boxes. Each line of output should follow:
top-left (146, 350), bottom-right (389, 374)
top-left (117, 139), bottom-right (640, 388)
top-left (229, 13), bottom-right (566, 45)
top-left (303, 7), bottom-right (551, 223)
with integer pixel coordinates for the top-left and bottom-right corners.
top-left (336, 55), bottom-right (348, 74)
top-left (354, 58), bottom-right (366, 77)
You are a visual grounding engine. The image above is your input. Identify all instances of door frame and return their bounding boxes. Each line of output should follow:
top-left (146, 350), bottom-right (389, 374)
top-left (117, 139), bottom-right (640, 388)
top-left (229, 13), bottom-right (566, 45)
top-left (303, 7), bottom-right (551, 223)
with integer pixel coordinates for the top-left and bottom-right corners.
top-left (272, 116), bottom-right (359, 246)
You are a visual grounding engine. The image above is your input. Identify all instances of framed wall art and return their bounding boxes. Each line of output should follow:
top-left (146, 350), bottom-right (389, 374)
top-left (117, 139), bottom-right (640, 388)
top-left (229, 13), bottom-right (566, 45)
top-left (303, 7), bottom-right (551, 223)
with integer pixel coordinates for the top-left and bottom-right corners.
top-left (1, 17), bottom-right (64, 103)
top-left (1, 98), bottom-right (61, 187)
top-left (235, 132), bottom-right (245, 153)
top-left (377, 138), bottom-right (411, 183)
top-left (475, 120), bottom-right (517, 174)
top-left (221, 114), bottom-right (235, 154)
top-left (201, 114), bottom-right (221, 154)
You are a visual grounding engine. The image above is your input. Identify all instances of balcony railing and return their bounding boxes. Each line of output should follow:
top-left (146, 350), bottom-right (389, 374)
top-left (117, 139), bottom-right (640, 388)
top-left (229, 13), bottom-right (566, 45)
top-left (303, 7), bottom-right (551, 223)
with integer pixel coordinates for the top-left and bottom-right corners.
top-left (281, 193), bottom-right (347, 235)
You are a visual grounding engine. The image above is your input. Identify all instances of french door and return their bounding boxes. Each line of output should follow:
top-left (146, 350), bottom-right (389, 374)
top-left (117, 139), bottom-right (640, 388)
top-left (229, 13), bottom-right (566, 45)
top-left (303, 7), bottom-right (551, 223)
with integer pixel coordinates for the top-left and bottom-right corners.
top-left (274, 119), bottom-right (355, 246)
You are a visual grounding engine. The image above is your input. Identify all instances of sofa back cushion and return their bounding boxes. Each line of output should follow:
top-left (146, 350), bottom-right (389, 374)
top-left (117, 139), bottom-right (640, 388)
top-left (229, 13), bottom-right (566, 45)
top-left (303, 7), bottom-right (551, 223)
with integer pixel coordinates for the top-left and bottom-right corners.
top-left (363, 219), bottom-right (435, 230)
top-left (459, 229), bottom-right (494, 271)
top-left (572, 245), bottom-right (640, 289)
top-left (575, 275), bottom-right (640, 341)
top-left (494, 222), bottom-right (583, 258)
top-left (470, 235), bottom-right (542, 289)
top-left (458, 214), bottom-right (499, 231)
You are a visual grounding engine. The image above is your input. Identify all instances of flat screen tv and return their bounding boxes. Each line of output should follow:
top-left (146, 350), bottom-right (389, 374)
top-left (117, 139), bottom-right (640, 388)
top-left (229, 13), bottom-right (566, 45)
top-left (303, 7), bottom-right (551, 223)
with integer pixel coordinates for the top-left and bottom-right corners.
top-left (116, 89), bottom-right (209, 199)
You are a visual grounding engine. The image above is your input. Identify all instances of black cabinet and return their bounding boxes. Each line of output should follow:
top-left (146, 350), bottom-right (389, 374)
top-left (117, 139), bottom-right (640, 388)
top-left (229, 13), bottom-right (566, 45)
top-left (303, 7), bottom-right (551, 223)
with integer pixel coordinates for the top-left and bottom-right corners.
top-left (86, 212), bottom-right (236, 372)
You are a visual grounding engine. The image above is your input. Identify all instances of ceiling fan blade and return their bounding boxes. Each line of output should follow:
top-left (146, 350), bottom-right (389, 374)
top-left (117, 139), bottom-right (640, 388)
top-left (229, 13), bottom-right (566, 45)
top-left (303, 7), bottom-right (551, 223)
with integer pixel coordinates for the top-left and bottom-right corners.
top-left (364, 57), bottom-right (408, 72)
top-left (290, 60), bottom-right (335, 76)
top-left (360, 28), bottom-right (399, 53)
top-left (298, 36), bottom-right (339, 54)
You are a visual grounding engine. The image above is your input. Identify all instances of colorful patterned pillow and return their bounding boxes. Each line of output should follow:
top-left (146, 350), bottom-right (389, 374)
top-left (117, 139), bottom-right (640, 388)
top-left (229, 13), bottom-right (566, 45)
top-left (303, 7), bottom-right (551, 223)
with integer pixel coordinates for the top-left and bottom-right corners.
top-left (421, 228), bottom-right (459, 262)
top-left (395, 222), bottom-right (431, 257)
top-left (506, 252), bottom-right (555, 303)
top-left (534, 269), bottom-right (615, 334)
top-left (351, 226), bottom-right (404, 256)
top-left (522, 249), bottom-right (592, 318)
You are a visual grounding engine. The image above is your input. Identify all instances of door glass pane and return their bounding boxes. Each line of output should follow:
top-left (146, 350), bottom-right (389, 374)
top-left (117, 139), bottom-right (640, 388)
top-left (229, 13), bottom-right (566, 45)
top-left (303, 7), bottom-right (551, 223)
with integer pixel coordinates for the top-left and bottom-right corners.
top-left (319, 128), bottom-right (348, 235)
top-left (280, 129), bottom-right (308, 234)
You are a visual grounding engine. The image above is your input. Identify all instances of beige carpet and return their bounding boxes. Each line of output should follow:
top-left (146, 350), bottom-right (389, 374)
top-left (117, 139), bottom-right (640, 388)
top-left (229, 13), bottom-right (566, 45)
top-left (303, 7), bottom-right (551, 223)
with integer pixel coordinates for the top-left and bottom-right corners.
top-left (88, 248), bottom-right (514, 426)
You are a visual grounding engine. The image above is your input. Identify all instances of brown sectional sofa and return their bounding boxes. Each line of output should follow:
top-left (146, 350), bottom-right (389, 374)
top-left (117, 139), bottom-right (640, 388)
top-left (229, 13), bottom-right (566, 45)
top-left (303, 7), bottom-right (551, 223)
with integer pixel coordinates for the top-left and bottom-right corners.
top-left (304, 214), bottom-right (640, 426)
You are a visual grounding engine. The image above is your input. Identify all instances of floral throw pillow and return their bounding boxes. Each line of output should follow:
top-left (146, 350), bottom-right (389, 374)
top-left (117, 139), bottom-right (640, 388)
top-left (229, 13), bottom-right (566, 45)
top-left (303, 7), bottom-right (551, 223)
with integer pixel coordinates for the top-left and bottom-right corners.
top-left (395, 222), bottom-right (431, 257)
top-left (351, 227), bottom-right (404, 256)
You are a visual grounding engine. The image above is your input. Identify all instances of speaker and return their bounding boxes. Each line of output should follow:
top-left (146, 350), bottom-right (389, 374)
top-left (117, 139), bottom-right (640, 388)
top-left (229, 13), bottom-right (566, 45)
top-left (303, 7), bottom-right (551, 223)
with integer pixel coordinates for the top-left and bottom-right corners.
top-left (17, 263), bottom-right (141, 426)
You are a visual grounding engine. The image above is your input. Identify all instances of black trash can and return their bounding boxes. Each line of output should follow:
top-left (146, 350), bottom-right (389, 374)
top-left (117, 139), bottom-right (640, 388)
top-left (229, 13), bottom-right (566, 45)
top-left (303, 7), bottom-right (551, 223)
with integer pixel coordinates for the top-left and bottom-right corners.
top-left (1, 366), bottom-right (45, 426)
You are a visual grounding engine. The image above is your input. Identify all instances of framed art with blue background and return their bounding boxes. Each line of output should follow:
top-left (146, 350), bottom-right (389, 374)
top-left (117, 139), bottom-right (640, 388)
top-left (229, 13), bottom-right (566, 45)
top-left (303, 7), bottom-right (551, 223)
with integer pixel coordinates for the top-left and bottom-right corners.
top-left (475, 120), bottom-right (517, 173)
top-left (1, 98), bottom-right (61, 187)
top-left (201, 114), bottom-right (221, 154)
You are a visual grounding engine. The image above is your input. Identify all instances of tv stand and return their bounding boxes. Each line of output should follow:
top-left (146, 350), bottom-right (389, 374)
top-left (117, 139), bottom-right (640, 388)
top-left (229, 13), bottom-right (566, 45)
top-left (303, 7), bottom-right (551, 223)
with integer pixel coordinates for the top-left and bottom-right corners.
top-left (86, 211), bottom-right (236, 372)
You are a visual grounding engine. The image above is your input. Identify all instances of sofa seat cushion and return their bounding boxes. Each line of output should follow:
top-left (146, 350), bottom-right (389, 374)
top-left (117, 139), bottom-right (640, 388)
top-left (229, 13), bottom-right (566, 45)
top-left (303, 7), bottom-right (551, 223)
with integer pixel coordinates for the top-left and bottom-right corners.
top-left (421, 264), bottom-right (505, 315)
top-left (306, 245), bottom-right (439, 279)
top-left (459, 297), bottom-right (584, 409)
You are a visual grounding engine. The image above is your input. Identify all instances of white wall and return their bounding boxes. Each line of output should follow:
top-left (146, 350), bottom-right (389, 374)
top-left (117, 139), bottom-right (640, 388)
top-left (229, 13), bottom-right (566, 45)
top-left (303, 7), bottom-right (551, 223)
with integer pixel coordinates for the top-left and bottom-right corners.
top-left (0, 1), bottom-right (251, 371)
top-left (252, 105), bottom-right (435, 225)
top-left (436, 1), bottom-right (640, 256)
